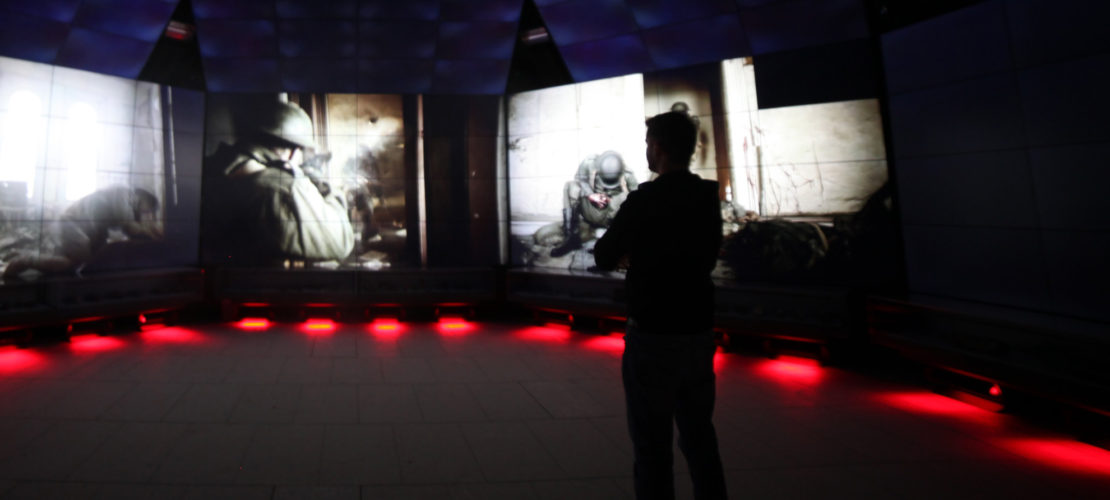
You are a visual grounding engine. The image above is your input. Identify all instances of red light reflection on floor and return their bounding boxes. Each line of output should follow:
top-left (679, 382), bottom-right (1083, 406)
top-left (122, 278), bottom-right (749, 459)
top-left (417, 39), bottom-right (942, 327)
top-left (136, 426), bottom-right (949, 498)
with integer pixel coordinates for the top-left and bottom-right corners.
top-left (370, 319), bottom-right (404, 339)
top-left (0, 346), bottom-right (44, 374)
top-left (875, 391), bottom-right (1004, 428)
top-left (140, 326), bottom-right (205, 344)
top-left (301, 319), bottom-right (336, 334)
top-left (69, 334), bottom-right (125, 353)
top-left (713, 350), bottom-right (727, 372)
top-left (437, 318), bottom-right (474, 335)
top-left (583, 333), bottom-right (625, 354)
top-left (997, 438), bottom-right (1110, 477)
top-left (235, 318), bottom-right (271, 331)
top-left (754, 355), bottom-right (823, 384)
top-left (514, 325), bottom-right (572, 344)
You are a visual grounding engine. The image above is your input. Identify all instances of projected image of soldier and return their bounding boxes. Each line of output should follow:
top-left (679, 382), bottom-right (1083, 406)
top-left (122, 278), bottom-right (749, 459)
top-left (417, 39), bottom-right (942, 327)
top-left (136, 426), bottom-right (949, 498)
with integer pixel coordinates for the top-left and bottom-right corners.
top-left (204, 101), bottom-right (354, 266)
top-left (549, 150), bottom-right (639, 257)
top-left (2, 186), bottom-right (162, 278)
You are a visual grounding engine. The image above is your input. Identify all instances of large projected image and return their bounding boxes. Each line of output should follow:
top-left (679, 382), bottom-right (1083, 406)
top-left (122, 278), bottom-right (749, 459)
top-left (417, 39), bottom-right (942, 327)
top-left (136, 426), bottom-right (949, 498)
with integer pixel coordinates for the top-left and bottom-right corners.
top-left (0, 56), bottom-right (202, 283)
top-left (509, 58), bottom-right (895, 284)
top-left (203, 94), bottom-right (408, 269)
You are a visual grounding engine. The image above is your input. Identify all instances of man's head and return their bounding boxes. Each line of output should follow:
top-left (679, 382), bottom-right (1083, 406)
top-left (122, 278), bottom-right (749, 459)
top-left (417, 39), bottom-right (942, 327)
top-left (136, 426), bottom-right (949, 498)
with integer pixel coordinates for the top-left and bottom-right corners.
top-left (645, 111), bottom-right (698, 174)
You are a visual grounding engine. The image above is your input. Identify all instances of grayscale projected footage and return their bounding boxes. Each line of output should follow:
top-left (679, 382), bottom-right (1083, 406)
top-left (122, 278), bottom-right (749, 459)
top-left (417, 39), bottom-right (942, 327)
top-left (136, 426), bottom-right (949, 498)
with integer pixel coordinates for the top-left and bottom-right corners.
top-left (508, 58), bottom-right (896, 285)
top-left (202, 93), bottom-right (409, 269)
top-left (0, 56), bottom-right (202, 283)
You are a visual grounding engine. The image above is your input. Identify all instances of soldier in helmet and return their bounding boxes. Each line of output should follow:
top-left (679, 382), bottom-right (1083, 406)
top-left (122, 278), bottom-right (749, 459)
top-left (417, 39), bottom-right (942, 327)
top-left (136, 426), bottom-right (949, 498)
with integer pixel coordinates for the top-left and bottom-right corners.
top-left (203, 101), bottom-right (354, 266)
top-left (550, 150), bottom-right (639, 257)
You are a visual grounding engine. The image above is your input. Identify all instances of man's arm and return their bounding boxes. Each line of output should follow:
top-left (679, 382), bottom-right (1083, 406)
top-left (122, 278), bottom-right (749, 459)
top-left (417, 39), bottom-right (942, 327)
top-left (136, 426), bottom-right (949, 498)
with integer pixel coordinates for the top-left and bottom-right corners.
top-left (594, 192), bottom-right (636, 271)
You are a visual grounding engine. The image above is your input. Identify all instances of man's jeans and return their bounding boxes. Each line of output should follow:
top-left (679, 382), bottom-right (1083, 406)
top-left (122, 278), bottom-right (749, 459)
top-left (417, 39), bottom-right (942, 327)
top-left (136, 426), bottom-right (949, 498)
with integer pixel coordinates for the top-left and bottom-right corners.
top-left (623, 321), bottom-right (727, 500)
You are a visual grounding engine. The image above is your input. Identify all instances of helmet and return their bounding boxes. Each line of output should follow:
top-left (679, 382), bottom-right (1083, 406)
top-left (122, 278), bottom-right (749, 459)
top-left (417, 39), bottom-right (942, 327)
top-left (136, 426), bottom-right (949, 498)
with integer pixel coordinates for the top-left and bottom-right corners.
top-left (253, 102), bottom-right (315, 149)
top-left (596, 151), bottom-right (624, 189)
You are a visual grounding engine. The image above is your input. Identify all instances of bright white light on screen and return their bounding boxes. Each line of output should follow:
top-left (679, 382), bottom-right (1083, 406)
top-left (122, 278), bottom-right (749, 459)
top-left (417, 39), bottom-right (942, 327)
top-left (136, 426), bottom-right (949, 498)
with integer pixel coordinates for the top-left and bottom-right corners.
top-left (0, 90), bottom-right (44, 197)
top-left (65, 103), bottom-right (100, 201)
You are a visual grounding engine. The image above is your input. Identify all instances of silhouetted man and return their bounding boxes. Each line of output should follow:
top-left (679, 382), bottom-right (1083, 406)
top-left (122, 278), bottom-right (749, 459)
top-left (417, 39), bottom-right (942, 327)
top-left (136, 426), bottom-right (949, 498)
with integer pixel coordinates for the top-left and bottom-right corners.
top-left (594, 111), bottom-right (727, 500)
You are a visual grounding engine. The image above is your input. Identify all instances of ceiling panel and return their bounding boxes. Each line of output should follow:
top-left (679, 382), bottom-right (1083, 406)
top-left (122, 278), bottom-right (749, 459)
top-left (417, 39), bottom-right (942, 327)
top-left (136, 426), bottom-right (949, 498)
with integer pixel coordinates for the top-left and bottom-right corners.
top-left (742, 0), bottom-right (869, 55)
top-left (358, 21), bottom-right (438, 58)
top-left (0, 11), bottom-right (70, 63)
top-left (54, 28), bottom-right (154, 78)
top-left (561, 34), bottom-right (655, 82)
top-left (627, 0), bottom-right (737, 29)
top-left (540, 0), bottom-right (640, 45)
top-left (437, 22), bottom-right (518, 59)
top-left (278, 20), bottom-right (358, 58)
top-left (276, 0), bottom-right (358, 18)
top-left (643, 13), bottom-right (748, 70)
top-left (72, 0), bottom-right (178, 42)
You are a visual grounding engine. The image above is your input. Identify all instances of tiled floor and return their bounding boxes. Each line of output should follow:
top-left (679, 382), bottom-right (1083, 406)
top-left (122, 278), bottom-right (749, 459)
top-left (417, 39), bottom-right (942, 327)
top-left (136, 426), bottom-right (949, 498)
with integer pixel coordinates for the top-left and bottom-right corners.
top-left (0, 320), bottom-right (1108, 499)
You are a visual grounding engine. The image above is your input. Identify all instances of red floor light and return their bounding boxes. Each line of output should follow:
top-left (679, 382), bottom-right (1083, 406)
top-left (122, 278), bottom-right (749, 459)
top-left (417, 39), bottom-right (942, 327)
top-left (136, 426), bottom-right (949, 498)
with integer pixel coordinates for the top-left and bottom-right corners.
top-left (713, 350), bottom-right (727, 372)
top-left (235, 318), bottom-right (271, 330)
top-left (69, 334), bottom-right (125, 353)
top-left (140, 326), bottom-right (205, 344)
top-left (302, 319), bottom-right (336, 333)
top-left (754, 355), bottom-right (823, 384)
top-left (875, 391), bottom-right (1005, 429)
top-left (989, 383), bottom-right (1002, 397)
top-left (437, 317), bottom-right (473, 334)
top-left (583, 333), bottom-right (625, 354)
top-left (514, 325), bottom-right (572, 343)
top-left (997, 438), bottom-right (1110, 477)
top-left (0, 346), bottom-right (44, 374)
top-left (370, 318), bottom-right (404, 338)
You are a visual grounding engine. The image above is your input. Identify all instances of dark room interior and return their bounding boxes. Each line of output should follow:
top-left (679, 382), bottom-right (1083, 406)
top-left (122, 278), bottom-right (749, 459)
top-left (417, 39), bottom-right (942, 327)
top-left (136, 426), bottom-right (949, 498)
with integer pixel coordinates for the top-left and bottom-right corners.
top-left (0, 0), bottom-right (1107, 498)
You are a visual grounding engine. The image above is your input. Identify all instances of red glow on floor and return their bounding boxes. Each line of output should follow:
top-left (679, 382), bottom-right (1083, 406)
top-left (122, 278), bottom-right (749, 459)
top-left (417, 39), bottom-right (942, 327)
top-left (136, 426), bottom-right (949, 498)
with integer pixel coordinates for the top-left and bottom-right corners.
top-left (140, 326), bottom-right (205, 344)
top-left (370, 319), bottom-right (404, 338)
top-left (235, 318), bottom-right (271, 330)
top-left (754, 355), bottom-right (823, 384)
top-left (301, 319), bottom-right (336, 334)
top-left (713, 350), bottom-right (727, 372)
top-left (998, 438), bottom-right (1110, 476)
top-left (437, 317), bottom-right (474, 335)
top-left (583, 333), bottom-right (625, 354)
top-left (0, 347), bottom-right (44, 374)
top-left (69, 334), bottom-right (125, 353)
top-left (514, 325), bottom-right (572, 343)
top-left (875, 391), bottom-right (1005, 428)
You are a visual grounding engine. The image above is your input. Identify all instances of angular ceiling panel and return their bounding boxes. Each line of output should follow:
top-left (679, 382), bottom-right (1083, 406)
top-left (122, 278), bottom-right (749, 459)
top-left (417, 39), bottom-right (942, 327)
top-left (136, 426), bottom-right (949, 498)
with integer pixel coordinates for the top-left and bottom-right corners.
top-left (358, 21), bottom-right (438, 58)
top-left (55, 28), bottom-right (154, 78)
top-left (0, 11), bottom-right (70, 63)
top-left (643, 13), bottom-right (748, 70)
top-left (561, 34), bottom-right (655, 82)
top-left (540, 0), bottom-right (640, 45)
top-left (276, 0), bottom-right (358, 18)
top-left (191, 0), bottom-right (276, 19)
top-left (437, 22), bottom-right (518, 60)
top-left (279, 20), bottom-right (358, 58)
top-left (2, 0), bottom-right (82, 23)
top-left (742, 0), bottom-right (869, 55)
top-left (358, 0), bottom-right (441, 20)
top-left (626, 0), bottom-right (737, 29)
top-left (72, 0), bottom-right (178, 42)
top-left (440, 0), bottom-right (523, 22)
top-left (197, 20), bottom-right (278, 58)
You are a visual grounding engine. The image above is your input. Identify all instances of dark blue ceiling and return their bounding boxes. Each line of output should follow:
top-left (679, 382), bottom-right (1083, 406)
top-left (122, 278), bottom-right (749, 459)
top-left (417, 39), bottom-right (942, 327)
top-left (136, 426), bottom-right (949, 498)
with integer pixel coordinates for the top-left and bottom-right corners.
top-left (0, 0), bottom-right (872, 93)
